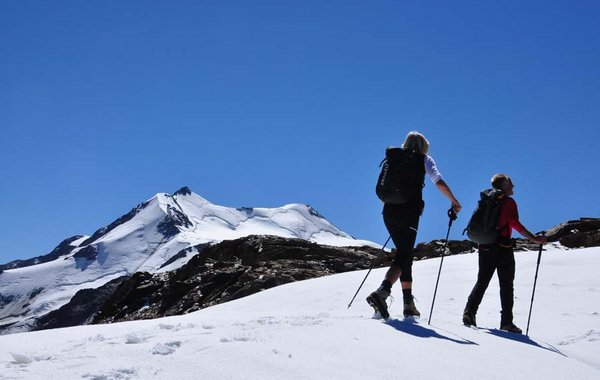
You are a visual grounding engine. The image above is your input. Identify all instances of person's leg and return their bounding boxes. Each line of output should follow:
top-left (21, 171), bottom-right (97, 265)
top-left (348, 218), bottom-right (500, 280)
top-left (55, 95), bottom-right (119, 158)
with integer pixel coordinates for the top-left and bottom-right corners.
top-left (367, 207), bottom-right (414, 318)
top-left (394, 211), bottom-right (420, 316)
top-left (464, 247), bottom-right (498, 321)
top-left (497, 248), bottom-right (516, 327)
top-left (397, 226), bottom-right (418, 287)
top-left (388, 216), bottom-right (419, 287)
top-left (383, 265), bottom-right (402, 286)
top-left (378, 210), bottom-right (412, 289)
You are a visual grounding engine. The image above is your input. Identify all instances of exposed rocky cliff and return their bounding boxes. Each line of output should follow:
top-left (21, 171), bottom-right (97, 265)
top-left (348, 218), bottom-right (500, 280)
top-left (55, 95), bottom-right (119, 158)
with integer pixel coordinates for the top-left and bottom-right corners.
top-left (91, 235), bottom-right (382, 324)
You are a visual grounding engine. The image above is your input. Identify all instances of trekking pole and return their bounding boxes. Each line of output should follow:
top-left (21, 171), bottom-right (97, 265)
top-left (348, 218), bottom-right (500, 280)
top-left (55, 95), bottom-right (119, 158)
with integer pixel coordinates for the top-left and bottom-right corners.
top-left (428, 208), bottom-right (458, 325)
top-left (526, 232), bottom-right (546, 336)
top-left (347, 236), bottom-right (392, 309)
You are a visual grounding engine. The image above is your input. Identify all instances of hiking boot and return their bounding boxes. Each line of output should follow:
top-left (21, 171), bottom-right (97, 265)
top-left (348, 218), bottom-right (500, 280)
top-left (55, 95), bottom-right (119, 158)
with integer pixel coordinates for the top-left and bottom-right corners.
top-left (366, 288), bottom-right (390, 319)
top-left (403, 298), bottom-right (421, 318)
top-left (500, 322), bottom-right (523, 334)
top-left (462, 311), bottom-right (477, 327)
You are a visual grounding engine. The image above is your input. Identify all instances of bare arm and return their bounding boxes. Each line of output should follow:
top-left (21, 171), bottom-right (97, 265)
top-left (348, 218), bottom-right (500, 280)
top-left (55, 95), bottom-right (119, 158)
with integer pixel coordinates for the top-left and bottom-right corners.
top-left (435, 179), bottom-right (462, 213)
top-left (519, 228), bottom-right (547, 245)
top-left (506, 199), bottom-right (547, 245)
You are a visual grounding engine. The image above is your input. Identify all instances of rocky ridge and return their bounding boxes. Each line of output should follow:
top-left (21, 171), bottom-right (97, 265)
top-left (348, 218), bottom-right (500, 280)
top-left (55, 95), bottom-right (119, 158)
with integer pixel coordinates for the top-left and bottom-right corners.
top-left (35, 235), bottom-right (382, 329)
top-left (31, 217), bottom-right (599, 331)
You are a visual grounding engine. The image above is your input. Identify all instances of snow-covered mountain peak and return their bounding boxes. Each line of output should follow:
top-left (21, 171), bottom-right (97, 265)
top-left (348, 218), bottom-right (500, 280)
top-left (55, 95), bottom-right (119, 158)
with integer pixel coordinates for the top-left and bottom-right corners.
top-left (0, 187), bottom-right (376, 334)
top-left (173, 186), bottom-right (192, 197)
top-left (160, 186), bottom-right (211, 205)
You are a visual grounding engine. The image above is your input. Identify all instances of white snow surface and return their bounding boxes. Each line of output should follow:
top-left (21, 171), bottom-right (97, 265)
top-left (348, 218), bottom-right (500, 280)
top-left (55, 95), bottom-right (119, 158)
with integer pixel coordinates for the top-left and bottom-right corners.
top-left (1, 246), bottom-right (598, 379)
top-left (0, 191), bottom-right (376, 334)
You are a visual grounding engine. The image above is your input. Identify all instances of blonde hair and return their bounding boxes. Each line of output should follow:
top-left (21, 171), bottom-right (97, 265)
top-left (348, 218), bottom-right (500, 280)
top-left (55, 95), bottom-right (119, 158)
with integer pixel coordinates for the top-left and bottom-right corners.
top-left (402, 131), bottom-right (430, 155)
top-left (491, 173), bottom-right (511, 189)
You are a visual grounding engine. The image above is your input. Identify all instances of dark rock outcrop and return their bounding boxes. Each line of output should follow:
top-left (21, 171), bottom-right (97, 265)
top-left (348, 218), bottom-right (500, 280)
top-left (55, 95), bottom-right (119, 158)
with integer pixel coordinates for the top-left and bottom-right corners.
top-left (156, 191), bottom-right (194, 238)
top-left (0, 235), bottom-right (85, 271)
top-left (546, 218), bottom-right (600, 248)
top-left (409, 219), bottom-right (600, 259)
top-left (173, 186), bottom-right (192, 196)
top-left (157, 203), bottom-right (193, 238)
top-left (413, 240), bottom-right (477, 260)
top-left (73, 245), bottom-right (100, 271)
top-left (73, 245), bottom-right (98, 260)
top-left (0, 294), bottom-right (15, 309)
top-left (158, 243), bottom-right (211, 270)
top-left (92, 235), bottom-right (382, 324)
top-left (33, 276), bottom-right (129, 331)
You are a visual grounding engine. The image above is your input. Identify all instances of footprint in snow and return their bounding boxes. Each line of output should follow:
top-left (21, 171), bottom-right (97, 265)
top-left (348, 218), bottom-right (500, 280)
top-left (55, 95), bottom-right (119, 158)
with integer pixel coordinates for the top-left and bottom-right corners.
top-left (89, 334), bottom-right (107, 342)
top-left (220, 336), bottom-right (256, 343)
top-left (151, 341), bottom-right (182, 356)
top-left (290, 315), bottom-right (326, 327)
top-left (158, 323), bottom-right (197, 331)
top-left (81, 368), bottom-right (137, 380)
top-left (558, 330), bottom-right (600, 345)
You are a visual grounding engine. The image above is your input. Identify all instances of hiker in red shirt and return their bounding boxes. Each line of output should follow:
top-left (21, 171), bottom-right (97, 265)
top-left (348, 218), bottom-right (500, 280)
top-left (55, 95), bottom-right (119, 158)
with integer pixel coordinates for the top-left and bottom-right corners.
top-left (463, 174), bottom-right (547, 333)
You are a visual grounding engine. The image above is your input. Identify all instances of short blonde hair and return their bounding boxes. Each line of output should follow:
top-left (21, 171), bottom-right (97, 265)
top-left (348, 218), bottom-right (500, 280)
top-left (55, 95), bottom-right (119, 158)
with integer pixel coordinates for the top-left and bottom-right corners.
top-left (491, 173), bottom-right (511, 189)
top-left (403, 131), bottom-right (430, 155)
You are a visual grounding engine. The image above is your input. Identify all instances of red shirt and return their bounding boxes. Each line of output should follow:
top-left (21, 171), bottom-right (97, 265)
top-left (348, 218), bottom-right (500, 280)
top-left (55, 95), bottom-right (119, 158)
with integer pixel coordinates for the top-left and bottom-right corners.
top-left (498, 197), bottom-right (526, 239)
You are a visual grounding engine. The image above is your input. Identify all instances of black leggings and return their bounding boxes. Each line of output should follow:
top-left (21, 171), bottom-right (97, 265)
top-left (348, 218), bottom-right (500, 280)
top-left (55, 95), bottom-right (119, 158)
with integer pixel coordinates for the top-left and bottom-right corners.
top-left (382, 205), bottom-right (421, 283)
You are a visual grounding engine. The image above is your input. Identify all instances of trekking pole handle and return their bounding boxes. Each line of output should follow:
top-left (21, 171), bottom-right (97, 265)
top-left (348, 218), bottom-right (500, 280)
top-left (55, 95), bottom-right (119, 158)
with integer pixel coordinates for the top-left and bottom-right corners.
top-left (447, 207), bottom-right (457, 226)
top-left (536, 231), bottom-right (546, 264)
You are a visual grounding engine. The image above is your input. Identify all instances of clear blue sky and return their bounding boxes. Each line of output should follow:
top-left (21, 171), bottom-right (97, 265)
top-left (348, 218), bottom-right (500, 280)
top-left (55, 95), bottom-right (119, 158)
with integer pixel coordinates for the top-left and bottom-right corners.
top-left (1, 1), bottom-right (599, 263)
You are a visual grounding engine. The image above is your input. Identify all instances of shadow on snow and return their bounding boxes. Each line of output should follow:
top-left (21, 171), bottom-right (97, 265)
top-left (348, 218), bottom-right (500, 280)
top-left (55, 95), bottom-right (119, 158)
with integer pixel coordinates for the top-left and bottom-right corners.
top-left (485, 329), bottom-right (566, 356)
top-left (385, 318), bottom-right (478, 345)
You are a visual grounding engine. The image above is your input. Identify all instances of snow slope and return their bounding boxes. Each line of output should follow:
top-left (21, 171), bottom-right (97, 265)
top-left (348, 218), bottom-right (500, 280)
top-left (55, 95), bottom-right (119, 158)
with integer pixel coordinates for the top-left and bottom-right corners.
top-left (1, 245), bottom-right (598, 379)
top-left (0, 189), bottom-right (377, 334)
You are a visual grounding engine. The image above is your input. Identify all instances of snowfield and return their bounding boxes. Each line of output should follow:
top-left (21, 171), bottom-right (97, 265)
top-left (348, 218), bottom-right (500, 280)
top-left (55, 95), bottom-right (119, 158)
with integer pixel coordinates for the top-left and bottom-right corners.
top-left (1, 245), bottom-right (598, 379)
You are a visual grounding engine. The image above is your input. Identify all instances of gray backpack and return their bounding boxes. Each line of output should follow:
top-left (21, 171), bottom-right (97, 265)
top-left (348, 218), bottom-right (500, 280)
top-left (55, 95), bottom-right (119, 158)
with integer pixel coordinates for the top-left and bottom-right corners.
top-left (464, 189), bottom-right (506, 244)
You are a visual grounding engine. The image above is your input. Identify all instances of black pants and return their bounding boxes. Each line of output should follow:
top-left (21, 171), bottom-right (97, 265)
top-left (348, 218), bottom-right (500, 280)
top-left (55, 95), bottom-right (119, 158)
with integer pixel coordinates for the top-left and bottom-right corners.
top-left (465, 245), bottom-right (516, 325)
top-left (382, 202), bottom-right (422, 283)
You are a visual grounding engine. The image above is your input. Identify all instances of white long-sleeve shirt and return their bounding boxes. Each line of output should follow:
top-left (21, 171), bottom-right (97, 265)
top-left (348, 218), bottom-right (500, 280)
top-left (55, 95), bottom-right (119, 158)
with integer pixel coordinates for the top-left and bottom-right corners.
top-left (425, 155), bottom-right (443, 184)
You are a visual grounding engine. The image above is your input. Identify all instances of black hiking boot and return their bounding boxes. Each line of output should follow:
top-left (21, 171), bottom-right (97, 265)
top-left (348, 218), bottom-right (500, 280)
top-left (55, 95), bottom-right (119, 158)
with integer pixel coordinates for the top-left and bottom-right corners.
top-left (462, 310), bottom-right (477, 327)
top-left (500, 322), bottom-right (523, 334)
top-left (403, 298), bottom-right (421, 318)
top-left (366, 288), bottom-right (390, 320)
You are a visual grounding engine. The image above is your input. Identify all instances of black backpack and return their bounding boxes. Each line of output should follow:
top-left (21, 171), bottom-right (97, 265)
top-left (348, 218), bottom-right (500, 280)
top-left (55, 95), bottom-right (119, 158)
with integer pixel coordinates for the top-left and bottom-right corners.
top-left (375, 147), bottom-right (425, 204)
top-left (464, 188), bottom-right (506, 244)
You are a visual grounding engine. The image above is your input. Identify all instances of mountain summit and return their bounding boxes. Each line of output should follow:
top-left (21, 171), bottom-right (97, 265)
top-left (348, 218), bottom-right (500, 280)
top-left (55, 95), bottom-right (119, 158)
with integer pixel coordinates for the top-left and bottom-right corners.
top-left (0, 188), bottom-right (376, 334)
